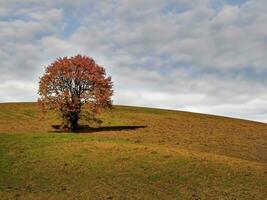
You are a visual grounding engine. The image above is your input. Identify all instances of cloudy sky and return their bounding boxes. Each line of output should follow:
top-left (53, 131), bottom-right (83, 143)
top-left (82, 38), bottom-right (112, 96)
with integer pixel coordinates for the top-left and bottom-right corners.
top-left (0, 0), bottom-right (267, 122)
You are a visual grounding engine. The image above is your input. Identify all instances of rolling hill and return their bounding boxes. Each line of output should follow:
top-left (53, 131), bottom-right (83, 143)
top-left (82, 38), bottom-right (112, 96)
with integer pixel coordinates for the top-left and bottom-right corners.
top-left (0, 102), bottom-right (266, 199)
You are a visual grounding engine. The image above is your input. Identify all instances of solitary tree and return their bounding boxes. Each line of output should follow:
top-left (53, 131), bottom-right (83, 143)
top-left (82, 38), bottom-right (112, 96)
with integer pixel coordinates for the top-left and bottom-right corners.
top-left (38, 55), bottom-right (113, 132)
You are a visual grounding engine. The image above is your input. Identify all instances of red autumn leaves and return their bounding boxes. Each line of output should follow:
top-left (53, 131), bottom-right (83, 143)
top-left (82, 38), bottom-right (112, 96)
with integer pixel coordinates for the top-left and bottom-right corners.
top-left (38, 55), bottom-right (113, 132)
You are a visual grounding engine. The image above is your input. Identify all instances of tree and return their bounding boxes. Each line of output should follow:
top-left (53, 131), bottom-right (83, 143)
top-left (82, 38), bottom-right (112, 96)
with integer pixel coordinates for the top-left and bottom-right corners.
top-left (38, 55), bottom-right (113, 132)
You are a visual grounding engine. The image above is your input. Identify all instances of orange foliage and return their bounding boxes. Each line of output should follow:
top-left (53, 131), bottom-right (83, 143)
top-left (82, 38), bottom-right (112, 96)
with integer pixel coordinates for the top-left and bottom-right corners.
top-left (38, 55), bottom-right (113, 132)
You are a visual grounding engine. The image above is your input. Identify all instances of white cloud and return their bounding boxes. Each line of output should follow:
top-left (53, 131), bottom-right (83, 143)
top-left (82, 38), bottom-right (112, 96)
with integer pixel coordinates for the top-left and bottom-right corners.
top-left (1, 0), bottom-right (267, 122)
top-left (28, 8), bottom-right (63, 23)
top-left (0, 81), bottom-right (37, 102)
top-left (213, 5), bottom-right (239, 25)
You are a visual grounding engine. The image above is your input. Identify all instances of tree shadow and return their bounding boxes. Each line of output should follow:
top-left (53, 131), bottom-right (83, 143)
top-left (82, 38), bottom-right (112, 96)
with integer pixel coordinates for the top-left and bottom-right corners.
top-left (51, 124), bottom-right (147, 133)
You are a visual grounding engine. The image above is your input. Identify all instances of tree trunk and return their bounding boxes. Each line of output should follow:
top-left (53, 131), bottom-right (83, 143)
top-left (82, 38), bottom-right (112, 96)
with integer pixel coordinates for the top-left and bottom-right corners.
top-left (70, 112), bottom-right (79, 133)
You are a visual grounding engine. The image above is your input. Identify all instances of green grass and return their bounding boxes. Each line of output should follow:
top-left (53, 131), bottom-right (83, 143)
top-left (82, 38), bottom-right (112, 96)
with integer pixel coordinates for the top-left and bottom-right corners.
top-left (0, 102), bottom-right (266, 199)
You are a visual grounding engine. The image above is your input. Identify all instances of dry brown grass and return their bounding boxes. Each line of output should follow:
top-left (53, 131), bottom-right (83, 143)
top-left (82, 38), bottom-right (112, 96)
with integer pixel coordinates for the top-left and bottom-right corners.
top-left (0, 102), bottom-right (266, 199)
top-left (1, 102), bottom-right (267, 163)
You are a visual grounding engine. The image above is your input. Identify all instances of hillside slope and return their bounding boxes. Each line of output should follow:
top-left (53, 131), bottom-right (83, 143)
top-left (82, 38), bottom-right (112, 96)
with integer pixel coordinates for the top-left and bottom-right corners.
top-left (0, 102), bottom-right (266, 199)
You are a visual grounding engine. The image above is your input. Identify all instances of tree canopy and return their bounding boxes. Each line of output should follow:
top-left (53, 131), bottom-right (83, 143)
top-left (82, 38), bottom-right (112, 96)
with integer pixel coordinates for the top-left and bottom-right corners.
top-left (38, 55), bottom-right (113, 132)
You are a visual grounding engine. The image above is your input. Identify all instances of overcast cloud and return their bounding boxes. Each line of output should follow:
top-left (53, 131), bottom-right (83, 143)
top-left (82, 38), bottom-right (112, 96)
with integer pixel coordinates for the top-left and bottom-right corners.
top-left (0, 0), bottom-right (267, 122)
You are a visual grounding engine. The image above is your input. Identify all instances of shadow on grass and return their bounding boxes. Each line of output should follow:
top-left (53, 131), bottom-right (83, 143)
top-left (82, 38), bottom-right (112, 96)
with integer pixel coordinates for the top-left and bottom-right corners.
top-left (51, 125), bottom-right (147, 133)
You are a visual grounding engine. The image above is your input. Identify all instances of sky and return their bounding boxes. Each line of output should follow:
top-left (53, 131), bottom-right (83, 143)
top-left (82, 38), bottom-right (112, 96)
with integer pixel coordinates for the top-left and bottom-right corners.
top-left (0, 0), bottom-right (267, 122)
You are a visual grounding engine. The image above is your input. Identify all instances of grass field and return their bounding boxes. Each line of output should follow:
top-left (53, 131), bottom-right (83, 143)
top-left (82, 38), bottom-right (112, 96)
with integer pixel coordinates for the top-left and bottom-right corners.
top-left (0, 102), bottom-right (266, 199)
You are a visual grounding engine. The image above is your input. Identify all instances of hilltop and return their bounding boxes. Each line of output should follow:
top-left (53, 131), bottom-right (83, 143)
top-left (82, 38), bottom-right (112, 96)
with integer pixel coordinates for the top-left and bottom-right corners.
top-left (0, 102), bottom-right (266, 199)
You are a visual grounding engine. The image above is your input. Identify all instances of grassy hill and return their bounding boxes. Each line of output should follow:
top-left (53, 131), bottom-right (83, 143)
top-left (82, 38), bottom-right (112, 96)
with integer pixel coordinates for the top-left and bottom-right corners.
top-left (0, 102), bottom-right (266, 199)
